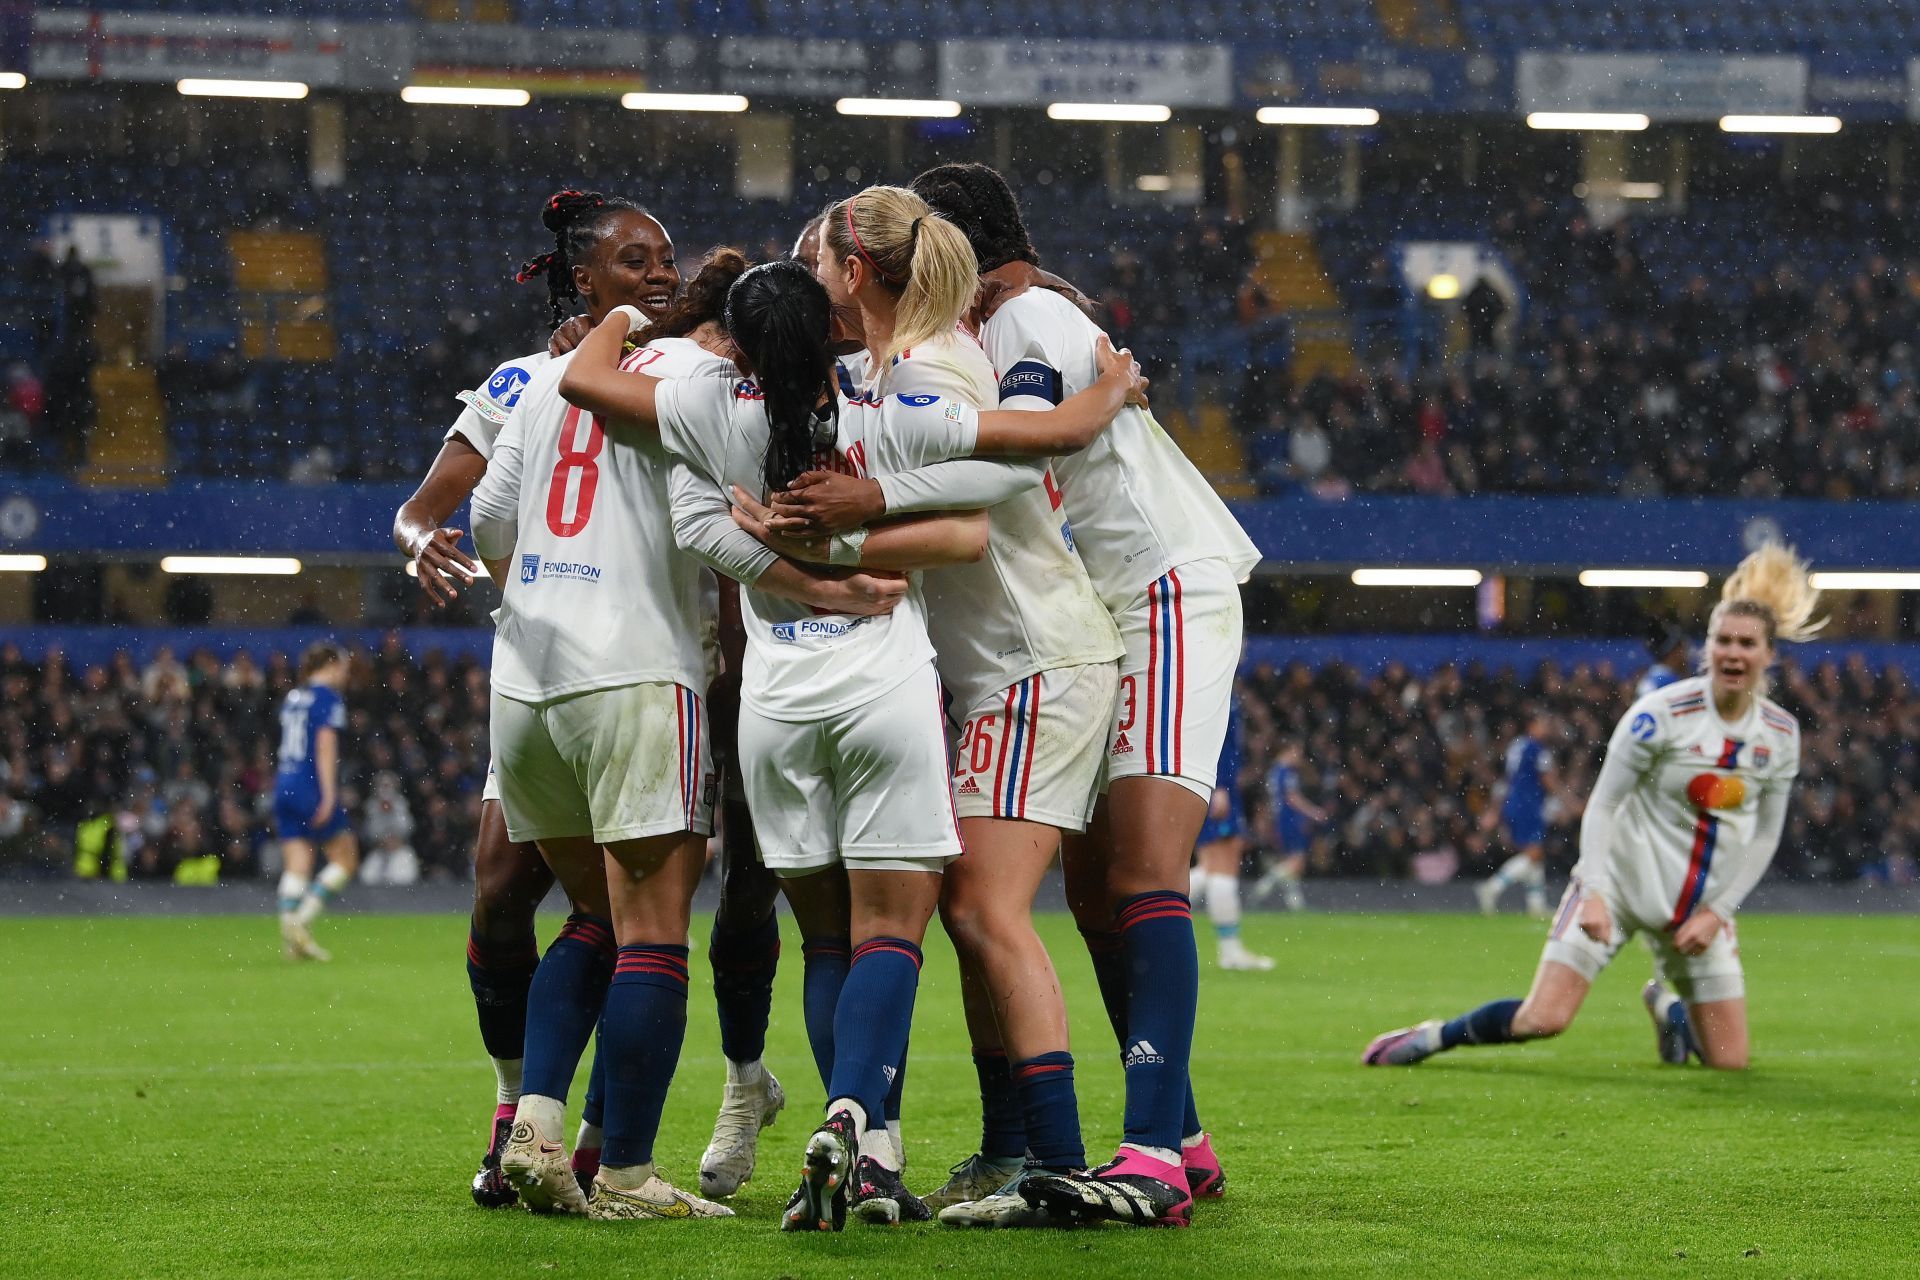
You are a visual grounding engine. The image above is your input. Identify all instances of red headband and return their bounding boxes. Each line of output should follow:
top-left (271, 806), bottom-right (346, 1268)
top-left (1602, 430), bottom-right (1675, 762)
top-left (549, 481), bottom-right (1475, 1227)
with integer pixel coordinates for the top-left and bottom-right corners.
top-left (844, 197), bottom-right (900, 285)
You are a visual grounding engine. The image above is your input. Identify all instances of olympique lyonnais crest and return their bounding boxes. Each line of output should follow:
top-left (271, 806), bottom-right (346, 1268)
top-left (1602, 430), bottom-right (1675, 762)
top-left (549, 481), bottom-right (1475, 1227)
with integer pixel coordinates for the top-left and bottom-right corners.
top-left (519, 553), bottom-right (540, 585)
top-left (1754, 746), bottom-right (1771, 768)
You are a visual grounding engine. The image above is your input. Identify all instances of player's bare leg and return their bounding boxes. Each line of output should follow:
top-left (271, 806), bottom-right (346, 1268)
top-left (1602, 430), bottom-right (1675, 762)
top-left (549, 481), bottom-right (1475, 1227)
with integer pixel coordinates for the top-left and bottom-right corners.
top-left (1689, 998), bottom-right (1750, 1071)
top-left (937, 818), bottom-right (1080, 1227)
top-left (1479, 839), bottom-right (1548, 917)
top-left (500, 836), bottom-right (611, 1216)
top-left (1365, 958), bottom-right (1592, 1066)
top-left (587, 829), bottom-right (733, 1220)
top-left (285, 830), bottom-right (356, 961)
top-left (466, 800), bottom-right (556, 1208)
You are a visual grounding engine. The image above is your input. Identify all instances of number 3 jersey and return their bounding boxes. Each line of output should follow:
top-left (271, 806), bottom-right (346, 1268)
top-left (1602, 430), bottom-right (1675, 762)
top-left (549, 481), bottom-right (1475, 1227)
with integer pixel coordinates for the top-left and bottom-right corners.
top-left (1573, 674), bottom-right (1801, 930)
top-left (471, 337), bottom-right (733, 704)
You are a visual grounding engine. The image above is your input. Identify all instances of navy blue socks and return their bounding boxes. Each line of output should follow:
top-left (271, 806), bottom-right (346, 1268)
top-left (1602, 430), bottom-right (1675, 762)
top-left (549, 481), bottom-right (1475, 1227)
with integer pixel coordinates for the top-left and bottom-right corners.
top-left (1014, 1052), bottom-right (1085, 1172)
top-left (1441, 998), bottom-right (1524, 1049)
top-left (826, 937), bottom-right (923, 1125)
top-left (465, 926), bottom-right (539, 1064)
top-left (598, 944), bottom-right (690, 1169)
top-left (801, 936), bottom-right (851, 1091)
top-left (709, 910), bottom-right (780, 1066)
top-left (520, 912), bottom-right (615, 1102)
top-left (1115, 891), bottom-right (1199, 1154)
top-left (973, 1049), bottom-right (1026, 1161)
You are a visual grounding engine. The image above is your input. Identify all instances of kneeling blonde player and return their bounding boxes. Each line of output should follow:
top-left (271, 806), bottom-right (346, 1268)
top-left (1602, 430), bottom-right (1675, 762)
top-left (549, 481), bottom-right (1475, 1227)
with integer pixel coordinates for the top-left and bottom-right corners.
top-left (1364, 544), bottom-right (1819, 1071)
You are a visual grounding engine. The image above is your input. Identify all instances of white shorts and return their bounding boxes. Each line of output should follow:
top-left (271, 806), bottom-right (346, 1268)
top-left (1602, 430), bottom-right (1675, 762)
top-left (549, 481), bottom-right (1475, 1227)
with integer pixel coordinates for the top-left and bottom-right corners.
top-left (482, 756), bottom-right (501, 804)
top-left (1102, 556), bottom-right (1244, 801)
top-left (738, 661), bottom-right (962, 876)
top-left (490, 682), bottom-right (715, 846)
top-left (1540, 877), bottom-right (1746, 1004)
top-left (950, 661), bottom-right (1118, 832)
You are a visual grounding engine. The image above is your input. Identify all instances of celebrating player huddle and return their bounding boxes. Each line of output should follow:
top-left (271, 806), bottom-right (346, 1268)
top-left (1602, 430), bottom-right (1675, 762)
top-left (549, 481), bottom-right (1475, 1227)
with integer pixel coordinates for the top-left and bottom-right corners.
top-left (376, 162), bottom-right (1818, 1235)
top-left (387, 163), bottom-right (1254, 1231)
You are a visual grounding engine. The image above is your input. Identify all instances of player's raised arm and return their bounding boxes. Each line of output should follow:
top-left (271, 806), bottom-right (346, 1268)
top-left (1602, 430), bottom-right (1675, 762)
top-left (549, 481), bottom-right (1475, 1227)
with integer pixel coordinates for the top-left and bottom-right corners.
top-left (555, 306), bottom-right (664, 428)
top-left (970, 335), bottom-right (1145, 456)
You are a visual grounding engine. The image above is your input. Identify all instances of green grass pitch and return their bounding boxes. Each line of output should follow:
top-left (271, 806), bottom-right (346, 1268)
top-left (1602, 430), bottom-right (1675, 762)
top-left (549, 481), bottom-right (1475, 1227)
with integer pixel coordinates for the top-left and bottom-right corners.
top-left (4, 910), bottom-right (1914, 1278)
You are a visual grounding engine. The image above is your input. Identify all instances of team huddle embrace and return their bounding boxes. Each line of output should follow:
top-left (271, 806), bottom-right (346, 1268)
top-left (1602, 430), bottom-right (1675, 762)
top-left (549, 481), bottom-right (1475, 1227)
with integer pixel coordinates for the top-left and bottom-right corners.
top-left (390, 163), bottom-right (1259, 1230)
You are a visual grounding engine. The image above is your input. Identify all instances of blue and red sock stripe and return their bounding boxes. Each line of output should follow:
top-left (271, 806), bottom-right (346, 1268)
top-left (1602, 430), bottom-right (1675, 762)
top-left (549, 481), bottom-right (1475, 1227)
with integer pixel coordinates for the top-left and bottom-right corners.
top-left (556, 913), bottom-right (617, 958)
top-left (1014, 1056), bottom-right (1074, 1081)
top-left (1668, 813), bottom-right (1719, 929)
top-left (852, 936), bottom-right (924, 970)
top-left (1117, 890), bottom-right (1192, 931)
top-left (613, 944), bottom-right (691, 984)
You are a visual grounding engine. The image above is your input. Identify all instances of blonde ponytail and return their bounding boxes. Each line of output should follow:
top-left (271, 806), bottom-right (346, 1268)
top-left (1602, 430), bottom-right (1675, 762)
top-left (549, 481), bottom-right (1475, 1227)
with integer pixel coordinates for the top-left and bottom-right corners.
top-left (1712, 542), bottom-right (1826, 647)
top-left (824, 185), bottom-right (978, 370)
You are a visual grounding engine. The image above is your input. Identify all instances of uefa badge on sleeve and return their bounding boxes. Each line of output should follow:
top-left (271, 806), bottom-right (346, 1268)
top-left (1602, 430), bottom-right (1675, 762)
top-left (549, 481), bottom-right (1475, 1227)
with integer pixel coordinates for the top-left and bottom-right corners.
top-left (519, 554), bottom-right (540, 585)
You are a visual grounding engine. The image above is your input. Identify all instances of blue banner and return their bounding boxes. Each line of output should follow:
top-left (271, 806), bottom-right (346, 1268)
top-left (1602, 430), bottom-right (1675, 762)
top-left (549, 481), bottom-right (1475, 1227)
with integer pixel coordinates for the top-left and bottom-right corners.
top-left (5, 480), bottom-right (1919, 572)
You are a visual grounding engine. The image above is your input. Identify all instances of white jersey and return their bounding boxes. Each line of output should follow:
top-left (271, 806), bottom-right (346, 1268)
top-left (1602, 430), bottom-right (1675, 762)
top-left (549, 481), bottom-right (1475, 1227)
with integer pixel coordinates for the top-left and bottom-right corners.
top-left (657, 376), bottom-right (989, 722)
top-left (866, 331), bottom-right (1121, 712)
top-left (448, 350), bottom-right (553, 461)
top-left (983, 288), bottom-right (1261, 612)
top-left (472, 339), bottom-right (729, 703)
top-left (1574, 675), bottom-right (1801, 929)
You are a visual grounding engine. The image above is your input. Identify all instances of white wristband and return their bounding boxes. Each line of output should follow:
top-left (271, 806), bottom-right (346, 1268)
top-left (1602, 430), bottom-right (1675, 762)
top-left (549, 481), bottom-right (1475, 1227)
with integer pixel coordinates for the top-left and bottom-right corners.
top-left (609, 304), bottom-right (648, 336)
top-left (828, 528), bottom-right (868, 566)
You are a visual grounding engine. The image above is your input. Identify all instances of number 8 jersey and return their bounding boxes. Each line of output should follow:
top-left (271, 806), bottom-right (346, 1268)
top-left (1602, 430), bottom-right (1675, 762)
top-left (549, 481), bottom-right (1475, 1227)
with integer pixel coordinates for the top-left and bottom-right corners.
top-left (472, 339), bottom-right (736, 703)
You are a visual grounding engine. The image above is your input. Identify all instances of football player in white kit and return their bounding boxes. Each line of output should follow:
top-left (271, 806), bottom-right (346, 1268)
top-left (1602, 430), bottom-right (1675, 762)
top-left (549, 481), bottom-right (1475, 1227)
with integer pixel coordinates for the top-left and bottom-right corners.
top-left (790, 186), bottom-right (1124, 1226)
top-left (390, 189), bottom-right (682, 1208)
top-left (556, 258), bottom-right (1147, 1232)
top-left (1363, 544), bottom-right (1820, 1072)
top-left (775, 164), bottom-right (1258, 1226)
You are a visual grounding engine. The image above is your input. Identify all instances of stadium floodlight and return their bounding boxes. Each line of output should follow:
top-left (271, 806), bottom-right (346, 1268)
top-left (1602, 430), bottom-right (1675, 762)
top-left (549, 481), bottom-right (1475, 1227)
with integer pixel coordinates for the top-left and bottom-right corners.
top-left (1351, 568), bottom-right (1483, 587)
top-left (1719, 115), bottom-right (1842, 134)
top-left (622, 92), bottom-right (749, 112)
top-left (1808, 572), bottom-right (1920, 591)
top-left (1047, 103), bottom-right (1171, 123)
top-left (0, 73), bottom-right (25, 91)
top-left (1256, 106), bottom-right (1380, 127)
top-left (160, 556), bottom-right (303, 576)
top-left (1578, 569), bottom-right (1711, 588)
top-left (401, 86), bottom-right (530, 107)
top-left (1426, 273), bottom-right (1461, 300)
top-left (177, 79), bottom-right (310, 100)
top-left (1135, 174), bottom-right (1173, 192)
top-left (0, 553), bottom-right (46, 572)
top-left (835, 98), bottom-right (960, 118)
top-left (1525, 112), bottom-right (1649, 131)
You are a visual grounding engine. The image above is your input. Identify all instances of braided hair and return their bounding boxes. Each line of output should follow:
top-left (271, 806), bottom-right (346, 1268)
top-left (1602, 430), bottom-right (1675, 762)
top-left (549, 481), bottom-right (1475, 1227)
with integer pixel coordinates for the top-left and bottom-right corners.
top-left (723, 260), bottom-right (838, 495)
top-left (514, 188), bottom-right (647, 328)
top-left (908, 163), bottom-right (1040, 273)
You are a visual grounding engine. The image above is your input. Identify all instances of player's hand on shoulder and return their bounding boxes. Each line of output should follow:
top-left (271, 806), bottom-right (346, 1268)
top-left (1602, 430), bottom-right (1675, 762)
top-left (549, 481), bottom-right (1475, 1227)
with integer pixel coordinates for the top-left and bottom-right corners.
top-left (766, 471), bottom-right (886, 537)
top-left (1576, 893), bottom-right (1613, 942)
top-left (549, 314), bottom-right (593, 356)
top-left (407, 526), bottom-right (478, 607)
top-left (1094, 335), bottom-right (1149, 408)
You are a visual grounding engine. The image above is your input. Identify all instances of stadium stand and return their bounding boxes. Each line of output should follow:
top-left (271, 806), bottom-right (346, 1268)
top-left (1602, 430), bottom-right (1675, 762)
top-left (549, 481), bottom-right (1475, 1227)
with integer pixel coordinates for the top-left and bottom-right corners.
top-left (2, 637), bottom-right (1912, 888)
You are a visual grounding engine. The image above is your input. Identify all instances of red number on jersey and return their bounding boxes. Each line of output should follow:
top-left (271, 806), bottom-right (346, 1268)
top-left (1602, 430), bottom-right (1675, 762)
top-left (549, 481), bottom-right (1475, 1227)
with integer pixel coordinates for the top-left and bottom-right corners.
top-left (966, 714), bottom-right (999, 775)
top-left (546, 405), bottom-right (604, 537)
top-left (1117, 675), bottom-right (1137, 732)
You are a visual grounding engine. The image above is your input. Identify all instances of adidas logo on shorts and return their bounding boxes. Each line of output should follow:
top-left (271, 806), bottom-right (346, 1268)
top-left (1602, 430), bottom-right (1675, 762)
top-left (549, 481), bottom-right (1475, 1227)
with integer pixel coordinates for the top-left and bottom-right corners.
top-left (1111, 731), bottom-right (1135, 757)
top-left (956, 777), bottom-right (981, 796)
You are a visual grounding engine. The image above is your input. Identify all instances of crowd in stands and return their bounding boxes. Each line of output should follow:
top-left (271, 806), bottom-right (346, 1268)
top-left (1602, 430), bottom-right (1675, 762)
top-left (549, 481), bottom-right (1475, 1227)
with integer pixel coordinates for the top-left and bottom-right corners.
top-left (1241, 191), bottom-right (1920, 500)
top-left (1232, 651), bottom-right (1920, 887)
top-left (1, 639), bottom-right (1912, 890)
top-left (0, 636), bottom-right (488, 884)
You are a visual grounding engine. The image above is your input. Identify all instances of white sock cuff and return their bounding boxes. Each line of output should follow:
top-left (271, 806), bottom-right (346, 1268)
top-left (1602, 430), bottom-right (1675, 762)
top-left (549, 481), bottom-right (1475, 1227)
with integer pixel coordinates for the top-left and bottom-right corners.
top-left (494, 1057), bottom-right (524, 1107)
top-left (317, 861), bottom-right (352, 893)
top-left (277, 873), bottom-right (310, 899)
top-left (516, 1094), bottom-right (566, 1138)
top-left (575, 1120), bottom-right (604, 1151)
top-left (1206, 873), bottom-right (1241, 926)
top-left (725, 1058), bottom-right (767, 1086)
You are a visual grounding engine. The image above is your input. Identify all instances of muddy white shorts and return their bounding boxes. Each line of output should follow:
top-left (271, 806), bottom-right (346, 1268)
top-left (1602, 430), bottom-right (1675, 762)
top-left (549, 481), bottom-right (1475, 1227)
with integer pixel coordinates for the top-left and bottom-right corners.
top-left (1102, 556), bottom-right (1244, 801)
top-left (490, 682), bottom-right (714, 846)
top-left (950, 661), bottom-right (1118, 832)
top-left (738, 661), bottom-right (962, 876)
top-left (1540, 877), bottom-right (1746, 1004)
